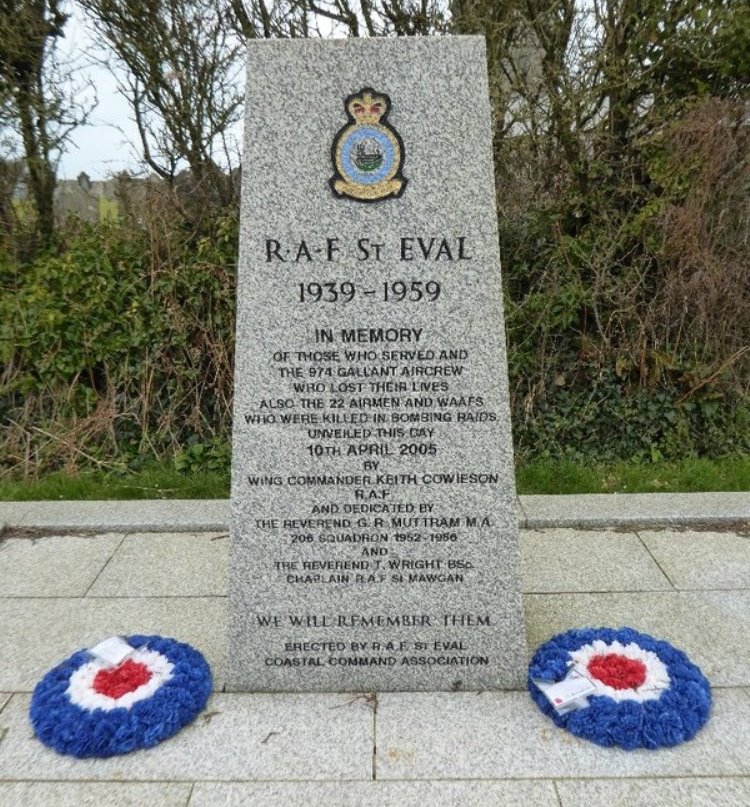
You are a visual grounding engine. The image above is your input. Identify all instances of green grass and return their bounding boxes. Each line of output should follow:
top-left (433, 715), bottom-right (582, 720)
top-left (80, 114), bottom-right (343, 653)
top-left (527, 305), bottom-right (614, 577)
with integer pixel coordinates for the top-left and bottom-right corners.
top-left (0, 455), bottom-right (748, 500)
top-left (515, 455), bottom-right (750, 495)
top-left (0, 463), bottom-right (229, 501)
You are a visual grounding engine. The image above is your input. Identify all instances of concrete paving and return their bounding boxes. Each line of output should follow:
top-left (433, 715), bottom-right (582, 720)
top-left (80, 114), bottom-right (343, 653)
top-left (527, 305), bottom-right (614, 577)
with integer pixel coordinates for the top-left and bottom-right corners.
top-left (0, 504), bottom-right (748, 805)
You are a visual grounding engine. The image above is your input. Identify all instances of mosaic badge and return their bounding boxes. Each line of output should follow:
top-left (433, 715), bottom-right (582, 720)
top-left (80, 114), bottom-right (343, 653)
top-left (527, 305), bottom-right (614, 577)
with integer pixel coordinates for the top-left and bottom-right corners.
top-left (30, 635), bottom-right (212, 758)
top-left (331, 87), bottom-right (406, 202)
top-left (528, 627), bottom-right (712, 750)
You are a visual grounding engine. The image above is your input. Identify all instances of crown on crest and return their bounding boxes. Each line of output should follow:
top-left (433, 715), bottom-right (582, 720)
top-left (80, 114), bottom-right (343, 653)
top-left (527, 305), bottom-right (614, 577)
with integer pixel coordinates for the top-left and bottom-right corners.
top-left (346, 89), bottom-right (389, 123)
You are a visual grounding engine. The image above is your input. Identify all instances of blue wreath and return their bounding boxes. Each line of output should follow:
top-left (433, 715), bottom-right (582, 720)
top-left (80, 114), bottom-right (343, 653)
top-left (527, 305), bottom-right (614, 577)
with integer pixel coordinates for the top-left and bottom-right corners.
top-left (528, 627), bottom-right (711, 750)
top-left (30, 635), bottom-right (212, 758)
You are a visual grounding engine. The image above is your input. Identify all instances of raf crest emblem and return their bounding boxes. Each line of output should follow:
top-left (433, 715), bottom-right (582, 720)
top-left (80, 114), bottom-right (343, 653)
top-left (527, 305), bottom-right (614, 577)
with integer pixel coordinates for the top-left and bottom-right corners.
top-left (330, 88), bottom-right (406, 203)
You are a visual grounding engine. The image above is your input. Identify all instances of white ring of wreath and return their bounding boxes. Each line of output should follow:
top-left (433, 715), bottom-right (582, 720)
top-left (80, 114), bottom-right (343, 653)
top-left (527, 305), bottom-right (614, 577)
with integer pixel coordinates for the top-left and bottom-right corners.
top-left (66, 648), bottom-right (174, 712)
top-left (569, 639), bottom-right (671, 703)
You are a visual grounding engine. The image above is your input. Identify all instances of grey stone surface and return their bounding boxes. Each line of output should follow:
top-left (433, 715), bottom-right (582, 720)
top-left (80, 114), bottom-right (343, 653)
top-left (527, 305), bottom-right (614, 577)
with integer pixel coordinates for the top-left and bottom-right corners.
top-left (0, 783), bottom-right (192, 807)
top-left (0, 517), bottom-right (747, 800)
top-left (189, 781), bottom-right (559, 806)
top-left (0, 500), bottom-right (228, 532)
top-left (0, 533), bottom-right (122, 597)
top-left (639, 529), bottom-right (750, 590)
top-left (521, 529), bottom-right (671, 592)
top-left (524, 590), bottom-right (750, 686)
top-left (1, 492), bottom-right (746, 532)
top-left (556, 777), bottom-right (750, 807)
top-left (375, 689), bottom-right (750, 779)
top-left (0, 693), bottom-right (372, 781)
top-left (0, 597), bottom-right (226, 691)
top-left (87, 532), bottom-right (228, 597)
top-left (521, 492), bottom-right (750, 529)
top-left (229, 36), bottom-right (526, 692)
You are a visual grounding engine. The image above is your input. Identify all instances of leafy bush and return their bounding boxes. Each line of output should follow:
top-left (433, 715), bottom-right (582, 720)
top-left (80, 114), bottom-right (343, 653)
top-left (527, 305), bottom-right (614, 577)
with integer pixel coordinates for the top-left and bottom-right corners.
top-left (1, 195), bottom-right (237, 478)
top-left (500, 96), bottom-right (749, 464)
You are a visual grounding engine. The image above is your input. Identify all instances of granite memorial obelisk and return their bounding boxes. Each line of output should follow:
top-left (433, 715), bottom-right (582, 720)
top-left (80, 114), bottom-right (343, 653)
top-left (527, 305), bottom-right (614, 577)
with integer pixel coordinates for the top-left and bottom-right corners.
top-left (228, 37), bottom-right (527, 691)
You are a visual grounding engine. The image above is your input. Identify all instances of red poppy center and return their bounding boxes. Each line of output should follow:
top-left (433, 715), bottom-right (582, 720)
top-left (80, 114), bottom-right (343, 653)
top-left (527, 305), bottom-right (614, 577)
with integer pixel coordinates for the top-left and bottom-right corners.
top-left (587, 653), bottom-right (647, 689)
top-left (93, 659), bottom-right (152, 698)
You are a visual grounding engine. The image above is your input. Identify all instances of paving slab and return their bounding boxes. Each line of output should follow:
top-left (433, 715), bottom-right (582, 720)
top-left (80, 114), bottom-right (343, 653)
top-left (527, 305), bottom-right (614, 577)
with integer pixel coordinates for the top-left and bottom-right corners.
top-left (639, 529), bottom-right (750, 590)
top-left (0, 500), bottom-right (228, 532)
top-left (375, 689), bottom-right (749, 780)
top-left (524, 590), bottom-right (750, 686)
top-left (521, 529), bottom-right (671, 592)
top-left (87, 532), bottom-right (228, 597)
top-left (0, 782), bottom-right (192, 807)
top-left (555, 777), bottom-right (750, 807)
top-left (0, 534), bottom-right (122, 597)
top-left (0, 693), bottom-right (372, 782)
top-left (0, 597), bottom-right (226, 691)
top-left (188, 780), bottom-right (559, 806)
top-left (521, 492), bottom-right (750, 529)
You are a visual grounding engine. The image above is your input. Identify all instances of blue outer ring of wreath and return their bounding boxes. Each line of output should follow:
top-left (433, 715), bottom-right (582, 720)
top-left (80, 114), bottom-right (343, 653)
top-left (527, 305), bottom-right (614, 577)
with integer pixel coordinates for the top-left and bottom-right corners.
top-left (340, 126), bottom-right (396, 185)
top-left (29, 634), bottom-right (212, 758)
top-left (527, 627), bottom-right (711, 750)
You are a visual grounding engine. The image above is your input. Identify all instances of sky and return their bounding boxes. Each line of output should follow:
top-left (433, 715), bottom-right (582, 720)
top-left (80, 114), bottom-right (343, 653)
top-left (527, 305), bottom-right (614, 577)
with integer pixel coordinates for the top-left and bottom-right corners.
top-left (57, 6), bottom-right (141, 179)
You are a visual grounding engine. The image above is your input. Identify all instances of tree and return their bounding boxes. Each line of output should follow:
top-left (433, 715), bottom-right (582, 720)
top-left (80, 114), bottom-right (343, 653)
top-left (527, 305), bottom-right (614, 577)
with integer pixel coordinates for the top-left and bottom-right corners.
top-left (0, 1), bottom-right (79, 244)
top-left (80, 0), bottom-right (244, 214)
top-left (227, 1), bottom-right (448, 39)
